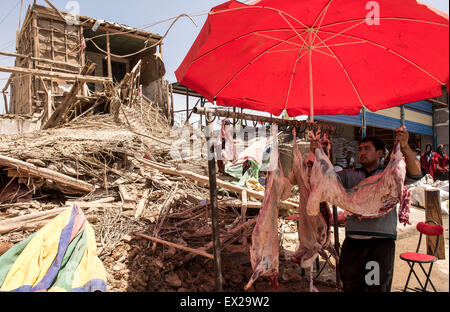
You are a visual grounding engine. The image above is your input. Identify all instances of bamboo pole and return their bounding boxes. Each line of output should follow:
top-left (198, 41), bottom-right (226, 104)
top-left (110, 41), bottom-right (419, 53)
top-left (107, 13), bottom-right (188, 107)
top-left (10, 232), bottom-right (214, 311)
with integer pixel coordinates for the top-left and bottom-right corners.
top-left (106, 29), bottom-right (112, 79)
top-left (205, 117), bottom-right (224, 292)
top-left (134, 232), bottom-right (214, 260)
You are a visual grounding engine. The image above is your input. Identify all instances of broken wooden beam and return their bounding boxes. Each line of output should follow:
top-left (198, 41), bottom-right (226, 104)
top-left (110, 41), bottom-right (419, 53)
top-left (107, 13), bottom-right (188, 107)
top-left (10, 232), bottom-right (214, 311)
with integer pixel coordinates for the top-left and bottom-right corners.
top-left (42, 61), bottom-right (96, 130)
top-left (0, 207), bottom-right (66, 235)
top-left (0, 155), bottom-right (95, 193)
top-left (0, 65), bottom-right (112, 84)
top-left (134, 156), bottom-right (298, 210)
top-left (134, 232), bottom-right (214, 260)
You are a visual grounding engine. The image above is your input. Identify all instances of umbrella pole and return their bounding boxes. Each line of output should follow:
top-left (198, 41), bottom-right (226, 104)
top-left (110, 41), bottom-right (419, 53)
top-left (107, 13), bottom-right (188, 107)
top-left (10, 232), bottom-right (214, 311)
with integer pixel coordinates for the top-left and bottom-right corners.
top-left (361, 107), bottom-right (367, 138)
top-left (332, 205), bottom-right (342, 288)
top-left (205, 114), bottom-right (224, 292)
top-left (400, 105), bottom-right (405, 127)
top-left (308, 35), bottom-right (314, 123)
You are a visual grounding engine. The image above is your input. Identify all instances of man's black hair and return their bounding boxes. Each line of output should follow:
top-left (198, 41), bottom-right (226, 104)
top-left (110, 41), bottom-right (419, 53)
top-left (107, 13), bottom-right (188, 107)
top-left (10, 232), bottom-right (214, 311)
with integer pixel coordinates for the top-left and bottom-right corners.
top-left (359, 136), bottom-right (385, 152)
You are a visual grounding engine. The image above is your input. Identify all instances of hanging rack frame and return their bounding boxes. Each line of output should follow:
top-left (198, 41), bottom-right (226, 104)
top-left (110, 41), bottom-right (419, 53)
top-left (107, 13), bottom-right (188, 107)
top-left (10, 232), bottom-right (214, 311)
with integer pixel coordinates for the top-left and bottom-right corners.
top-left (193, 107), bottom-right (337, 136)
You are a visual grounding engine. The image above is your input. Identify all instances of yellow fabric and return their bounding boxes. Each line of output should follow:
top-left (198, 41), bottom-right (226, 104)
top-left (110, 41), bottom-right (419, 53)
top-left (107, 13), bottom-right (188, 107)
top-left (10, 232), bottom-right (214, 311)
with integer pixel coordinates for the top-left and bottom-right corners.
top-left (0, 208), bottom-right (72, 292)
top-left (71, 223), bottom-right (106, 290)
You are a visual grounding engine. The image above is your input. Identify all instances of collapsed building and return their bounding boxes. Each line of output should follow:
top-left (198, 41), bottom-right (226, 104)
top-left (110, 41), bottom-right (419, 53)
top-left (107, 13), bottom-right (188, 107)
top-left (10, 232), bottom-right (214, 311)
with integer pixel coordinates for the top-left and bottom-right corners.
top-left (1, 3), bottom-right (173, 132)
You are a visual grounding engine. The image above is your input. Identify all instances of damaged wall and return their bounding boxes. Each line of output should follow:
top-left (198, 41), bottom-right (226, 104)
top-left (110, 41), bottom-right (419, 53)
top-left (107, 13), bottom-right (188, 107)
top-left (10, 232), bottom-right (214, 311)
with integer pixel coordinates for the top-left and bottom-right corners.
top-left (10, 6), bottom-right (84, 118)
top-left (0, 116), bottom-right (41, 135)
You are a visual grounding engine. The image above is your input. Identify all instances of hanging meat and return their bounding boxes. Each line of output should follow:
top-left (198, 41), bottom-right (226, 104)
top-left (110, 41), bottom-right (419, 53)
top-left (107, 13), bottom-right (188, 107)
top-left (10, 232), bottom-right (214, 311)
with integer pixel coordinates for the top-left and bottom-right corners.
top-left (244, 125), bottom-right (291, 291)
top-left (289, 129), bottom-right (338, 292)
top-left (306, 141), bottom-right (411, 224)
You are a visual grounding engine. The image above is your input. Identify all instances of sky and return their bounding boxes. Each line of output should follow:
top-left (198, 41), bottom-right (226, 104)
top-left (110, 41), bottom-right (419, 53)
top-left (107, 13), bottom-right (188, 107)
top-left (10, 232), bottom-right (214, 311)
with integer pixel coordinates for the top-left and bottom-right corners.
top-left (0, 0), bottom-right (448, 120)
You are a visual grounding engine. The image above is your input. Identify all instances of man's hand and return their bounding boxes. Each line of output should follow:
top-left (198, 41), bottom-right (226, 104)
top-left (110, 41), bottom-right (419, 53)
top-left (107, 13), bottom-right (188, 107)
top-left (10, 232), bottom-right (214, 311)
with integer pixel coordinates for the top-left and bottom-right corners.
top-left (310, 138), bottom-right (321, 154)
top-left (395, 126), bottom-right (409, 151)
top-left (395, 126), bottom-right (421, 176)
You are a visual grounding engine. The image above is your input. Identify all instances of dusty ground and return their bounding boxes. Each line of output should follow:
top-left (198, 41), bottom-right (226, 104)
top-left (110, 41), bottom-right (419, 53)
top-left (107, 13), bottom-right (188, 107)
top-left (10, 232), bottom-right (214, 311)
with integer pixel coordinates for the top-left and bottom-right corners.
top-left (101, 205), bottom-right (448, 293)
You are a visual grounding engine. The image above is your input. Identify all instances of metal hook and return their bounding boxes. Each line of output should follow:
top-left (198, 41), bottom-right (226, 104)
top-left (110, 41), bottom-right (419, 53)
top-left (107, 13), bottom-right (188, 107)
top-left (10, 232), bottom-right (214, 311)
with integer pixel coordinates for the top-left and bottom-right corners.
top-left (205, 111), bottom-right (217, 124)
top-left (242, 117), bottom-right (248, 128)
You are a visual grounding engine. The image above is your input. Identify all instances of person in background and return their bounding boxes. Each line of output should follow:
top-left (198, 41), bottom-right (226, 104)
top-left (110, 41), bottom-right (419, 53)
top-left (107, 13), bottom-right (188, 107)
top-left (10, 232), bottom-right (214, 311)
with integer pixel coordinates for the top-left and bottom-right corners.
top-left (435, 144), bottom-right (449, 181)
top-left (420, 144), bottom-right (438, 180)
top-left (346, 151), bottom-right (355, 169)
top-left (415, 148), bottom-right (421, 161)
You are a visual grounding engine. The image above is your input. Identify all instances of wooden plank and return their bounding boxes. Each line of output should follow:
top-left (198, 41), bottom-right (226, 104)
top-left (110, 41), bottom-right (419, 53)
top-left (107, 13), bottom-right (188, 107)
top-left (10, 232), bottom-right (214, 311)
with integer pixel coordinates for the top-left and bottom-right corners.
top-left (425, 189), bottom-right (445, 260)
top-left (135, 189), bottom-right (150, 220)
top-left (0, 65), bottom-right (111, 84)
top-left (118, 185), bottom-right (134, 202)
top-left (0, 207), bottom-right (67, 235)
top-left (0, 155), bottom-right (95, 193)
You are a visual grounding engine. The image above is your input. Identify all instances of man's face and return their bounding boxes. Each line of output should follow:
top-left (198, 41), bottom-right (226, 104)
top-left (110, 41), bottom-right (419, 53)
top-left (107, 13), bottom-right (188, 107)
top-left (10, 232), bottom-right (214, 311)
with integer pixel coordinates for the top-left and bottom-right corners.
top-left (358, 142), bottom-right (383, 168)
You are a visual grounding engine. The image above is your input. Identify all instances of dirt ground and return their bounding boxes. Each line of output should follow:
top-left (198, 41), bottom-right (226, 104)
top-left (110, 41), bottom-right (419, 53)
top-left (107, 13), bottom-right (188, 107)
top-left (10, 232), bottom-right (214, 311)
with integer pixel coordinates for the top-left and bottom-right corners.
top-left (102, 205), bottom-right (448, 293)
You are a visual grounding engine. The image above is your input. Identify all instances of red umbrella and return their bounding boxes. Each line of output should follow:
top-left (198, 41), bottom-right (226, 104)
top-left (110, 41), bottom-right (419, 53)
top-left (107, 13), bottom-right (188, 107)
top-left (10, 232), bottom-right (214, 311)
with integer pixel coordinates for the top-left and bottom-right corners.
top-left (176, 0), bottom-right (449, 118)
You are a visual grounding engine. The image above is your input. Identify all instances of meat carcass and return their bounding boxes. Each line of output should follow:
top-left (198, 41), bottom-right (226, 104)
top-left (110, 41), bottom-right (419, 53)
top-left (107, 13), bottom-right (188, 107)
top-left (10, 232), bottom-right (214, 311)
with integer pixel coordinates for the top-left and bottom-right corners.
top-left (306, 142), bottom-right (410, 224)
top-left (245, 125), bottom-right (291, 291)
top-left (289, 129), bottom-right (338, 292)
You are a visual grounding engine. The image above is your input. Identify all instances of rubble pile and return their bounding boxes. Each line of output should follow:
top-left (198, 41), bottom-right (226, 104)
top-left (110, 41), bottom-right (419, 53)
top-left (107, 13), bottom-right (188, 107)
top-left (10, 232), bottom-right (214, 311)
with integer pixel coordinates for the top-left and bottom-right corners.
top-left (0, 73), bottom-right (338, 292)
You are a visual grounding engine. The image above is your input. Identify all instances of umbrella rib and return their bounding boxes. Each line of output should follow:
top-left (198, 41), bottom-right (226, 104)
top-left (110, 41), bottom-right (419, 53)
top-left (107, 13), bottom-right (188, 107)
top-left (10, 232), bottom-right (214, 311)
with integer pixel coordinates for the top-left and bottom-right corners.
top-left (278, 12), bottom-right (309, 47)
top-left (284, 49), bottom-right (308, 112)
top-left (314, 20), bottom-right (368, 47)
top-left (317, 29), bottom-right (446, 85)
top-left (310, 0), bottom-right (335, 47)
top-left (191, 28), bottom-right (308, 64)
top-left (210, 5), bottom-right (309, 29)
top-left (313, 32), bottom-right (366, 108)
top-left (311, 48), bottom-right (336, 58)
top-left (266, 48), bottom-right (308, 54)
top-left (214, 33), bottom-right (302, 99)
top-left (315, 40), bottom-right (367, 48)
top-left (318, 17), bottom-right (449, 30)
top-left (255, 33), bottom-right (304, 48)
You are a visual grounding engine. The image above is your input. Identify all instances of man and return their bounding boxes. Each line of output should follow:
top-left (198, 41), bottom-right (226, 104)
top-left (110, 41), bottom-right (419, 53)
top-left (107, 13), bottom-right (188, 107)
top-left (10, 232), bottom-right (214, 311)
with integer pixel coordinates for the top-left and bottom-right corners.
top-left (336, 126), bottom-right (423, 292)
top-left (435, 144), bottom-right (449, 181)
top-left (420, 144), bottom-right (438, 180)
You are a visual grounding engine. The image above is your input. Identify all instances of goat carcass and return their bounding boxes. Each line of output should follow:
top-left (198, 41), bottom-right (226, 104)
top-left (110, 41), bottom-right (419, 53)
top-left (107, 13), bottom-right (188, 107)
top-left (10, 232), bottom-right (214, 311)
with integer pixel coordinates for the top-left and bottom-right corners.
top-left (306, 142), bottom-right (410, 224)
top-left (245, 126), bottom-right (291, 291)
top-left (289, 130), bottom-right (338, 292)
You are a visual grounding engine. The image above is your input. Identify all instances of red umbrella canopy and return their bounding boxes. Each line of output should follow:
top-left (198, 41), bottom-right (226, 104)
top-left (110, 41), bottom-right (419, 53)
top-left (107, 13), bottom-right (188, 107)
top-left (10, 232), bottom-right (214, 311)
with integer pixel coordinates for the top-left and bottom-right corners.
top-left (176, 0), bottom-right (449, 117)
